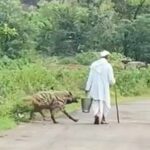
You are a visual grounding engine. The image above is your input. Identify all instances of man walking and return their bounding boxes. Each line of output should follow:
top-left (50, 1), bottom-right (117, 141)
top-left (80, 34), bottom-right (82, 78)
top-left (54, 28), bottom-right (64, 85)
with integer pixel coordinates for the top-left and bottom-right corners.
top-left (85, 50), bottom-right (115, 124)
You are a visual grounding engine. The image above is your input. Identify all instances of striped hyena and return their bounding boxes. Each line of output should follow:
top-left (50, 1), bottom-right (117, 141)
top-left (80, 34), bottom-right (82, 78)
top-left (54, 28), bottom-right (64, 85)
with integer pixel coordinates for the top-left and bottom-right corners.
top-left (25, 90), bottom-right (78, 123)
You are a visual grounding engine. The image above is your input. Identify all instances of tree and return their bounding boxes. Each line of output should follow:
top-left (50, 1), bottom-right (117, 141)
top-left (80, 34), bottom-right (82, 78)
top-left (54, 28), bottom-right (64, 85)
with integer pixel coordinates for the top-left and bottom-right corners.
top-left (0, 0), bottom-right (36, 58)
top-left (112, 0), bottom-right (150, 19)
top-left (113, 14), bottom-right (150, 62)
top-left (35, 4), bottom-right (91, 56)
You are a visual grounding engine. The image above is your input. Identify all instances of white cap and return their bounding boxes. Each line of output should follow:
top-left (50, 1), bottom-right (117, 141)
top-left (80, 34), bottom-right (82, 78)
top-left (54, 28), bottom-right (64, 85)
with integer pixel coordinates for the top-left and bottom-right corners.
top-left (100, 50), bottom-right (110, 57)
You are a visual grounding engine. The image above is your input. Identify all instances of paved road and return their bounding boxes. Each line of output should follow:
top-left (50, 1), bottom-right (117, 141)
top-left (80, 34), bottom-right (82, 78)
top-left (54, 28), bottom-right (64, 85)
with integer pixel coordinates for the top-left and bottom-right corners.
top-left (0, 99), bottom-right (150, 150)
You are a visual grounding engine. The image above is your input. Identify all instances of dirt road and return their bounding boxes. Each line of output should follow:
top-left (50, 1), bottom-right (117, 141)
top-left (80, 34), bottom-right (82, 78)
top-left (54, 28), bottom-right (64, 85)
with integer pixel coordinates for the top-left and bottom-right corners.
top-left (0, 99), bottom-right (150, 150)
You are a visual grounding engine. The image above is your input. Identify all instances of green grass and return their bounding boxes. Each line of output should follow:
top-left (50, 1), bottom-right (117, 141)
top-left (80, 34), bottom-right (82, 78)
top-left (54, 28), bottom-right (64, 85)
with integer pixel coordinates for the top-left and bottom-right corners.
top-left (0, 117), bottom-right (16, 131)
top-left (111, 88), bottom-right (150, 105)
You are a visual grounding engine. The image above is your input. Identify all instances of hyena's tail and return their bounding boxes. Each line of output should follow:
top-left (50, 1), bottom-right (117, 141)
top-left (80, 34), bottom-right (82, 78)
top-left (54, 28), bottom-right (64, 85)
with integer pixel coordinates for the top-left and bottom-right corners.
top-left (22, 96), bottom-right (35, 105)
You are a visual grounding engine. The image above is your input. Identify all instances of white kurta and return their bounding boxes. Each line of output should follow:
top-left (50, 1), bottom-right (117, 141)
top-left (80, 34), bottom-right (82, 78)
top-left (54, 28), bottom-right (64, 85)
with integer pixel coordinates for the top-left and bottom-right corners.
top-left (85, 58), bottom-right (115, 115)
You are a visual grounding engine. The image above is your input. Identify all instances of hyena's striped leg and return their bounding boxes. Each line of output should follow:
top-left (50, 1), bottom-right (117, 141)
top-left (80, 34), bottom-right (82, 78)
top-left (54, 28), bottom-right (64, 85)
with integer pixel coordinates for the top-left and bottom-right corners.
top-left (29, 109), bottom-right (34, 120)
top-left (62, 110), bottom-right (78, 122)
top-left (29, 107), bottom-right (38, 120)
top-left (30, 108), bottom-right (46, 121)
top-left (50, 110), bottom-right (58, 124)
top-left (39, 110), bottom-right (46, 121)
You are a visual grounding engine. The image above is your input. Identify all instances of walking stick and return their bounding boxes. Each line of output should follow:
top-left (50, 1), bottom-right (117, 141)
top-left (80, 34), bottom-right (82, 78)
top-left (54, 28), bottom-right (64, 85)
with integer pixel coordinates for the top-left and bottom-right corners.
top-left (114, 85), bottom-right (120, 123)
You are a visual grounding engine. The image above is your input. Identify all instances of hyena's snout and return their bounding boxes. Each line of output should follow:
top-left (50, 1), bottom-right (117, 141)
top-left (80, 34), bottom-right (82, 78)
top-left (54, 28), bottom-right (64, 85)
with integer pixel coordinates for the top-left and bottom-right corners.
top-left (66, 97), bottom-right (78, 104)
top-left (72, 97), bottom-right (78, 103)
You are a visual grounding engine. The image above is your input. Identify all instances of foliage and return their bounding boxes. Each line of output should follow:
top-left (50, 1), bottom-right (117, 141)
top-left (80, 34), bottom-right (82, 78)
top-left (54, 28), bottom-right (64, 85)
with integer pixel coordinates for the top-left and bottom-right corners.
top-left (116, 69), bottom-right (150, 96)
top-left (113, 14), bottom-right (150, 62)
top-left (75, 51), bottom-right (99, 65)
top-left (34, 4), bottom-right (90, 56)
top-left (0, 117), bottom-right (16, 131)
top-left (0, 0), bottom-right (149, 61)
top-left (0, 0), bottom-right (36, 58)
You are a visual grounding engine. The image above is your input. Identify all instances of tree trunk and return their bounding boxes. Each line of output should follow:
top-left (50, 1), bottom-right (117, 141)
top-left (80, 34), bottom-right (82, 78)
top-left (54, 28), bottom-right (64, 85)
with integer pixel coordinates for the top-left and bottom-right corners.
top-left (133, 0), bottom-right (146, 19)
top-left (123, 32), bottom-right (128, 57)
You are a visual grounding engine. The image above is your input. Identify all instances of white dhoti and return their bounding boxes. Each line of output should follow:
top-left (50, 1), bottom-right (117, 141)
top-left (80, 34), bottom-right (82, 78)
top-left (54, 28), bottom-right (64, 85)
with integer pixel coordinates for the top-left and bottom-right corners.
top-left (92, 100), bottom-right (109, 119)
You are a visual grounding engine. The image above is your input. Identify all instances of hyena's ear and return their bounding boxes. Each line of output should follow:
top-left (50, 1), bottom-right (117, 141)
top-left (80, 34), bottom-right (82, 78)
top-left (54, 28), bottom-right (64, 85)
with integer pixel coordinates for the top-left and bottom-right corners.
top-left (68, 91), bottom-right (72, 96)
top-left (51, 86), bottom-right (54, 90)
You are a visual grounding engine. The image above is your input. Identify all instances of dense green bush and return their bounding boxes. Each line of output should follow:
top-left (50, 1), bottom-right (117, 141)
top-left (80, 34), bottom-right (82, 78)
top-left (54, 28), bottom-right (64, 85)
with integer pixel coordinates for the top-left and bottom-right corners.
top-left (75, 52), bottom-right (99, 65)
top-left (0, 0), bottom-right (36, 59)
top-left (58, 57), bottom-right (79, 64)
top-left (116, 69), bottom-right (150, 96)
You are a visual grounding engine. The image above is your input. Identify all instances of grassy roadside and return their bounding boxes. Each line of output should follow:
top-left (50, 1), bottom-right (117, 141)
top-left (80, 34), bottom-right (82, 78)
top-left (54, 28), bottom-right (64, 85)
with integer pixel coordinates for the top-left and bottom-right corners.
top-left (115, 94), bottom-right (150, 104)
top-left (0, 117), bottom-right (16, 132)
